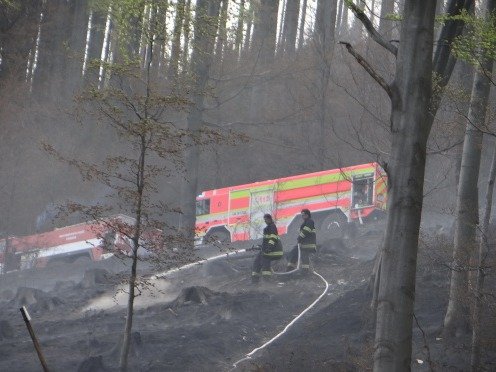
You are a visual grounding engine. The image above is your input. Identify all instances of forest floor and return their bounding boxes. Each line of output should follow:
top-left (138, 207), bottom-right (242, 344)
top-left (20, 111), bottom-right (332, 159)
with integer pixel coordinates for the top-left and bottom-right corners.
top-left (0, 217), bottom-right (495, 371)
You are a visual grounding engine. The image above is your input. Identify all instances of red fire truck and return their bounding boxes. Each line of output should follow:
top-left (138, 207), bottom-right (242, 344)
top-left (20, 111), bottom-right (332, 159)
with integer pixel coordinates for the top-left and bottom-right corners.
top-left (0, 214), bottom-right (138, 274)
top-left (195, 162), bottom-right (387, 244)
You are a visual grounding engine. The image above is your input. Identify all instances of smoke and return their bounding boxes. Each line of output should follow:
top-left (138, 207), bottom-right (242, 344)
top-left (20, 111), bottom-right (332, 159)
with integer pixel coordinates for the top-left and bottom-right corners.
top-left (81, 278), bottom-right (176, 312)
top-left (35, 203), bottom-right (60, 233)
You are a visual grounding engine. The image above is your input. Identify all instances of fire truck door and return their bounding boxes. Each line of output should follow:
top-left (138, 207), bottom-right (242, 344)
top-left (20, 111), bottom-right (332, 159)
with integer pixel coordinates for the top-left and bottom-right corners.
top-left (249, 188), bottom-right (275, 240)
top-left (351, 173), bottom-right (374, 208)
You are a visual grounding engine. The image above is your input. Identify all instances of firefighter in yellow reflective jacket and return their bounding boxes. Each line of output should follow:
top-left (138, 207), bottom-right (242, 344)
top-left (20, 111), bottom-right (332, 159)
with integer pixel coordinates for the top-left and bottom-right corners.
top-left (252, 214), bottom-right (284, 283)
top-left (287, 209), bottom-right (317, 272)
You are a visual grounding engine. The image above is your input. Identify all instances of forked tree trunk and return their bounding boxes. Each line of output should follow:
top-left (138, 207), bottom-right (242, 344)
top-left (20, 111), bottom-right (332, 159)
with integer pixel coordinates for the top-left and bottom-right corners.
top-left (373, 1), bottom-right (436, 371)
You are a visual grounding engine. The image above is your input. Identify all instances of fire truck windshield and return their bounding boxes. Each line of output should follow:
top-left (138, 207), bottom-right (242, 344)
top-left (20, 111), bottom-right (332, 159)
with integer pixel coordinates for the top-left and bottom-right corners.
top-left (196, 199), bottom-right (210, 216)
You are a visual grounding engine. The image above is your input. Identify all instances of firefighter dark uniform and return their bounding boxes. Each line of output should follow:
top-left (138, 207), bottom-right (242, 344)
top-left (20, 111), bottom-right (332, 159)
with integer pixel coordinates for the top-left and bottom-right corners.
top-left (252, 215), bottom-right (283, 283)
top-left (287, 209), bottom-right (317, 271)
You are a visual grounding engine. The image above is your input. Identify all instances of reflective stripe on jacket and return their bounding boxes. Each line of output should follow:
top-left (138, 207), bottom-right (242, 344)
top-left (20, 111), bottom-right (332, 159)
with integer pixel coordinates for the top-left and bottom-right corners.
top-left (262, 222), bottom-right (283, 256)
top-left (298, 218), bottom-right (317, 249)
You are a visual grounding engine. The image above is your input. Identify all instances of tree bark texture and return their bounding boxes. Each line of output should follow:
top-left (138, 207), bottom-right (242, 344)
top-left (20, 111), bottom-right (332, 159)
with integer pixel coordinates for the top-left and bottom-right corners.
top-left (168, 0), bottom-right (185, 81)
top-left (298, 0), bottom-right (308, 48)
top-left (444, 0), bottom-right (496, 338)
top-left (379, 0), bottom-right (395, 41)
top-left (373, 1), bottom-right (436, 371)
top-left (251, 0), bottom-right (279, 66)
top-left (119, 134), bottom-right (147, 371)
top-left (314, 0), bottom-right (337, 168)
top-left (471, 139), bottom-right (496, 371)
top-left (179, 0), bottom-right (221, 247)
top-left (282, 0), bottom-right (299, 55)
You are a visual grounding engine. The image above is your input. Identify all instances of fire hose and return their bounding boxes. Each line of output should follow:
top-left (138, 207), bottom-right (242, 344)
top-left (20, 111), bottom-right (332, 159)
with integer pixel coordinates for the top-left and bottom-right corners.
top-left (151, 245), bottom-right (329, 371)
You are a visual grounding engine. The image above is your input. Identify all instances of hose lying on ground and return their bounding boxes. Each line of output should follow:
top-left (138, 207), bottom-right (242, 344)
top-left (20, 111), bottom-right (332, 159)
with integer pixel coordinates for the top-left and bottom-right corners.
top-left (230, 267), bottom-right (330, 370)
top-left (151, 243), bottom-right (329, 371)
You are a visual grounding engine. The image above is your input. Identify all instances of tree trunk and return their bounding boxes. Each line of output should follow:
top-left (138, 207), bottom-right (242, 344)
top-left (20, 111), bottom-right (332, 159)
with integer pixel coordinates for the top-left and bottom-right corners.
top-left (150, 1), bottom-right (168, 80)
top-left (179, 0), bottom-right (221, 247)
top-left (276, 0), bottom-right (286, 56)
top-left (215, 0), bottom-right (229, 65)
top-left (168, 0), bottom-right (185, 81)
top-left (444, 0), bottom-right (496, 338)
top-left (373, 1), bottom-right (436, 371)
top-left (249, 0), bottom-right (279, 121)
top-left (234, 0), bottom-right (245, 59)
top-left (119, 247), bottom-right (138, 371)
top-left (242, 1), bottom-right (254, 58)
top-left (379, 0), bottom-right (395, 41)
top-left (32, 0), bottom-right (74, 96)
top-left (182, 0), bottom-right (192, 70)
top-left (432, 0), bottom-right (474, 90)
top-left (119, 133), bottom-right (147, 371)
top-left (314, 0), bottom-right (337, 168)
top-left (282, 0), bottom-right (299, 55)
top-left (251, 0), bottom-right (279, 66)
top-left (0, 0), bottom-right (43, 83)
top-left (297, 0), bottom-right (307, 49)
top-left (471, 139), bottom-right (496, 371)
top-left (365, 0), bottom-right (473, 358)
top-left (340, 0), bottom-right (348, 37)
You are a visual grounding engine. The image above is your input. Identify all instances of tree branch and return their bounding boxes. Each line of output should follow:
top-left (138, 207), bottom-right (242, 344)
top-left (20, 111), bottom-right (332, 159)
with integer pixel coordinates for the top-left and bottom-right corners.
top-left (339, 41), bottom-right (393, 98)
top-left (347, 1), bottom-right (398, 56)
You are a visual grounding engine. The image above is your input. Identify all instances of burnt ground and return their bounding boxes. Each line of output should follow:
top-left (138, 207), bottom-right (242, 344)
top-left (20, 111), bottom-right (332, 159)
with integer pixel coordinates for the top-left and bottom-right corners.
top-left (0, 220), bottom-right (495, 371)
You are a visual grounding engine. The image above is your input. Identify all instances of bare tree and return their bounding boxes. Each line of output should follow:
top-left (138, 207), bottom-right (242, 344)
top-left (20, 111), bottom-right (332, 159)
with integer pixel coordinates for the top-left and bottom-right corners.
top-left (168, 0), bottom-right (186, 81)
top-left (313, 0), bottom-right (337, 168)
top-left (372, 2), bottom-right (436, 369)
top-left (281, 0), bottom-right (299, 56)
top-left (342, 0), bottom-right (475, 369)
top-left (215, 0), bottom-right (229, 66)
top-left (471, 140), bottom-right (496, 370)
top-left (44, 1), bottom-right (193, 370)
top-left (251, 0), bottom-right (279, 65)
top-left (179, 0), bottom-right (222, 247)
top-left (444, 0), bottom-right (496, 338)
top-left (298, 0), bottom-right (308, 48)
top-left (234, 0), bottom-right (246, 59)
top-left (378, 0), bottom-right (395, 41)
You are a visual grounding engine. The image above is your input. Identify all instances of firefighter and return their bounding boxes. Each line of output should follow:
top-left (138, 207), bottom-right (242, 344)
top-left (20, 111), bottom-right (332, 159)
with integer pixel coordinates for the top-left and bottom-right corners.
top-left (287, 208), bottom-right (317, 273)
top-left (251, 214), bottom-right (283, 283)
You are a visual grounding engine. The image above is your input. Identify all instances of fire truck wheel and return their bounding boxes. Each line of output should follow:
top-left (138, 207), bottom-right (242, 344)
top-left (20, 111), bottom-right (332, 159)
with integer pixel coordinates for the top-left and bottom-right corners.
top-left (206, 230), bottom-right (230, 245)
top-left (47, 258), bottom-right (67, 267)
top-left (320, 213), bottom-right (346, 239)
top-left (74, 255), bottom-right (91, 265)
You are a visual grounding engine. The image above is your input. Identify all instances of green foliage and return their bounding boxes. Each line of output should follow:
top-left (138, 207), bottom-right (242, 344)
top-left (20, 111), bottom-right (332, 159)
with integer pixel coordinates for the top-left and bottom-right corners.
top-left (384, 13), bottom-right (402, 22)
top-left (0, 0), bottom-right (19, 9)
top-left (89, 0), bottom-right (170, 63)
top-left (451, 10), bottom-right (496, 68)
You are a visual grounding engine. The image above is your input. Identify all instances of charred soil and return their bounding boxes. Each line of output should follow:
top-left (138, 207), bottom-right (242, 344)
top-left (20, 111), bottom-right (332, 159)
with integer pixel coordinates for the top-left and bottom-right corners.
top-left (1, 220), bottom-right (494, 371)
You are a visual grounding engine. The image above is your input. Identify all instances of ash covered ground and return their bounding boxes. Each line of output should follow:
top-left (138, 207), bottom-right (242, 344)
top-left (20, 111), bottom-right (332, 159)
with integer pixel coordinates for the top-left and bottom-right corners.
top-left (1, 219), bottom-right (494, 371)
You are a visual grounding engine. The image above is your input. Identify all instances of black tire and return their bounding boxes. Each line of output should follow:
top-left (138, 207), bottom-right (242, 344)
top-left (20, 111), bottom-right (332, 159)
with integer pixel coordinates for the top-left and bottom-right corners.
top-left (47, 258), bottom-right (67, 267)
top-left (73, 255), bottom-right (92, 266)
top-left (206, 230), bottom-right (231, 245)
